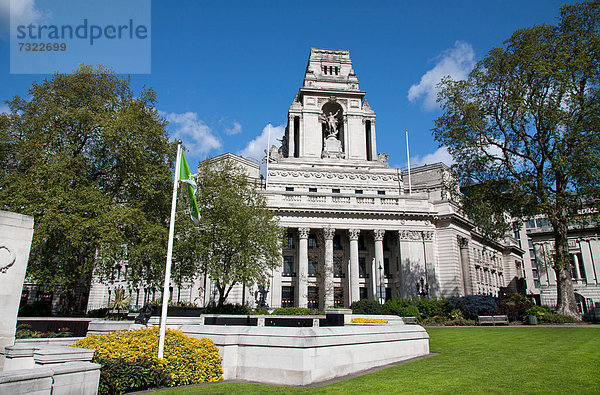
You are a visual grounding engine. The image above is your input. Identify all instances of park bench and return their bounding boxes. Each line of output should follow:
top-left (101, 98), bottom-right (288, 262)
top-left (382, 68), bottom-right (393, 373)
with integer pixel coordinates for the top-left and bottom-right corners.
top-left (401, 316), bottom-right (418, 324)
top-left (477, 315), bottom-right (509, 326)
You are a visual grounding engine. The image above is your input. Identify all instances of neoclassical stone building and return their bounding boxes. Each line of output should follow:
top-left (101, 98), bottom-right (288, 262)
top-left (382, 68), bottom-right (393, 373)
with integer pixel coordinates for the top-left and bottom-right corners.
top-left (256, 48), bottom-right (523, 309)
top-left (85, 48), bottom-right (525, 311)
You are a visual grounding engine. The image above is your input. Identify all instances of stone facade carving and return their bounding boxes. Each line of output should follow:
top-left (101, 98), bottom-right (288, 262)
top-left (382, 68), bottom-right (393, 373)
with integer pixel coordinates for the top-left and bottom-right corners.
top-left (298, 227), bottom-right (310, 239)
top-left (373, 229), bottom-right (385, 241)
top-left (457, 236), bottom-right (469, 248)
top-left (398, 230), bottom-right (434, 241)
top-left (0, 243), bottom-right (16, 274)
top-left (348, 228), bottom-right (360, 240)
top-left (323, 226), bottom-right (336, 240)
top-left (377, 153), bottom-right (389, 163)
top-left (270, 170), bottom-right (399, 182)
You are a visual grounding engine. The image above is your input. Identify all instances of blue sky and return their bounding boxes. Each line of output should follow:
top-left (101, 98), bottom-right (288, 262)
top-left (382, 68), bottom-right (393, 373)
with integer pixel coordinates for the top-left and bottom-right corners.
top-left (0, 0), bottom-right (574, 172)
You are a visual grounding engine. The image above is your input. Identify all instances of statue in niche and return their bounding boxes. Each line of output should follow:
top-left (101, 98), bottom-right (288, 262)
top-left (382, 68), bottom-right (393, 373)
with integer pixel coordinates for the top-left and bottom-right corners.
top-left (320, 110), bottom-right (340, 138)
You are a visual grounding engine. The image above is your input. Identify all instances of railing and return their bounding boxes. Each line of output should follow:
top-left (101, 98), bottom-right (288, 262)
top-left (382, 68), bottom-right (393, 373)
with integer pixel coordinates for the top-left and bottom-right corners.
top-left (272, 192), bottom-right (411, 209)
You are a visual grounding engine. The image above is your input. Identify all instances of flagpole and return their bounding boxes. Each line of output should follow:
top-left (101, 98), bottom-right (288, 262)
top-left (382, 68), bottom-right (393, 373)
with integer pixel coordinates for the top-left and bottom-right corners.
top-left (406, 129), bottom-right (412, 195)
top-left (158, 140), bottom-right (182, 359)
top-left (265, 122), bottom-right (271, 189)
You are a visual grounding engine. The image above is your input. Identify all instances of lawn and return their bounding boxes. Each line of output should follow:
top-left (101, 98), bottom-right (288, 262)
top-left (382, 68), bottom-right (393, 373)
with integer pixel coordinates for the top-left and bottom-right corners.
top-left (157, 327), bottom-right (600, 394)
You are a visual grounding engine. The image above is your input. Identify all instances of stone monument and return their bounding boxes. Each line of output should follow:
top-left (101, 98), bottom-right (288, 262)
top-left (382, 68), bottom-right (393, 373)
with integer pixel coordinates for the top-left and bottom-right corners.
top-left (0, 211), bottom-right (34, 370)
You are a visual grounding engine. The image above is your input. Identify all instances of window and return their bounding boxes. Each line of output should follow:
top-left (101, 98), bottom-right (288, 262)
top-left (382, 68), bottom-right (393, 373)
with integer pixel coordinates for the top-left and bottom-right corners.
top-left (308, 258), bottom-right (318, 277)
top-left (21, 290), bottom-right (29, 305)
top-left (308, 234), bottom-right (318, 250)
top-left (358, 235), bottom-right (366, 251)
top-left (385, 288), bottom-right (392, 302)
top-left (285, 233), bottom-right (294, 249)
top-left (355, 189), bottom-right (363, 194)
top-left (359, 287), bottom-right (368, 300)
top-left (378, 190), bottom-right (386, 195)
top-left (308, 287), bottom-right (319, 309)
top-left (283, 256), bottom-right (295, 277)
top-left (281, 286), bottom-right (294, 307)
top-left (536, 218), bottom-right (551, 228)
top-left (285, 187), bottom-right (294, 192)
top-left (359, 257), bottom-right (368, 278)
top-left (309, 187), bottom-right (317, 193)
top-left (333, 234), bottom-right (342, 251)
top-left (526, 219), bottom-right (536, 229)
top-left (334, 257), bottom-right (344, 278)
top-left (332, 188), bottom-right (340, 193)
top-left (384, 257), bottom-right (392, 279)
top-left (334, 287), bottom-right (344, 307)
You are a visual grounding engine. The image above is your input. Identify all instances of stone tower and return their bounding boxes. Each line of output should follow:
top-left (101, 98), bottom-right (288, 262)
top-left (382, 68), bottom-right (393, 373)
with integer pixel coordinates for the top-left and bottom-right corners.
top-left (283, 48), bottom-right (377, 162)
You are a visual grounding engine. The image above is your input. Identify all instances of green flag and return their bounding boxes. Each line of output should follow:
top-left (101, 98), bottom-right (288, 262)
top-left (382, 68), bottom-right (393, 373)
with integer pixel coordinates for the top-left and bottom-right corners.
top-left (179, 151), bottom-right (199, 223)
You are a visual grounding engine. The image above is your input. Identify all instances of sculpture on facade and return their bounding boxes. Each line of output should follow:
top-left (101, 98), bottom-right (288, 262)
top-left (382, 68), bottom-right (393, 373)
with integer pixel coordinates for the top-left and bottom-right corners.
top-left (320, 110), bottom-right (340, 138)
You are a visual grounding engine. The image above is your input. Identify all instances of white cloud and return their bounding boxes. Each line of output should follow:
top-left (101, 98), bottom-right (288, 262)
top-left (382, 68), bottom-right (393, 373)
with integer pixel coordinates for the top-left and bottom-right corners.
top-left (408, 41), bottom-right (475, 111)
top-left (161, 111), bottom-right (221, 156)
top-left (239, 123), bottom-right (285, 162)
top-left (411, 146), bottom-right (455, 167)
top-left (1, 0), bottom-right (49, 29)
top-left (224, 121), bottom-right (242, 135)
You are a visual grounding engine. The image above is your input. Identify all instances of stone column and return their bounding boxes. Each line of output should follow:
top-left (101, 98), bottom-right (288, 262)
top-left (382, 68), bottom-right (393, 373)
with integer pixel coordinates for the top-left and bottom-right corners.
top-left (297, 227), bottom-right (309, 308)
top-left (343, 114), bottom-right (348, 157)
top-left (270, 254), bottom-right (282, 308)
top-left (458, 236), bottom-right (472, 296)
top-left (370, 120), bottom-right (377, 159)
top-left (288, 115), bottom-right (295, 158)
top-left (422, 231), bottom-right (436, 297)
top-left (373, 229), bottom-right (385, 302)
top-left (349, 229), bottom-right (360, 304)
top-left (323, 227), bottom-right (335, 309)
top-left (572, 253), bottom-right (581, 281)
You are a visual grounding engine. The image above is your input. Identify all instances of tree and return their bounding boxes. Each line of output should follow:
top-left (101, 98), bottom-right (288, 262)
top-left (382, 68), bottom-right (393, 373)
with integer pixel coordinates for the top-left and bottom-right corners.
top-left (195, 159), bottom-right (284, 307)
top-left (0, 65), bottom-right (175, 313)
top-left (433, 1), bottom-right (600, 318)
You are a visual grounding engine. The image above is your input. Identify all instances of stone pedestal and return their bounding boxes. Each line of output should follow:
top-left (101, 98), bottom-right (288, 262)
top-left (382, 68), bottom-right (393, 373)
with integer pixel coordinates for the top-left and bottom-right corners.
top-left (321, 136), bottom-right (344, 159)
top-left (0, 211), bottom-right (34, 371)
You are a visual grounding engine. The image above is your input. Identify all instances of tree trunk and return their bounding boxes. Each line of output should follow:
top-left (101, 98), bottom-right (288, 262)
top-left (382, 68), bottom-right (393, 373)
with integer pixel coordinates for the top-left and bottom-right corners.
top-left (553, 207), bottom-right (580, 319)
top-left (58, 287), bottom-right (76, 315)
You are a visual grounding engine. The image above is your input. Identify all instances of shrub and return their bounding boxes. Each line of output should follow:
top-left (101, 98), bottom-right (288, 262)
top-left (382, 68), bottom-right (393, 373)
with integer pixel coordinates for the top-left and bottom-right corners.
top-left (381, 298), bottom-right (416, 317)
top-left (271, 307), bottom-right (322, 315)
top-left (443, 318), bottom-right (477, 326)
top-left (252, 307), bottom-right (270, 315)
top-left (72, 327), bottom-right (222, 394)
top-left (525, 305), bottom-right (551, 322)
top-left (95, 357), bottom-right (170, 394)
top-left (350, 318), bottom-right (388, 324)
top-left (15, 324), bottom-right (73, 339)
top-left (414, 297), bottom-right (452, 319)
top-left (543, 313), bottom-right (578, 324)
top-left (497, 293), bottom-right (532, 322)
top-left (86, 308), bottom-right (110, 318)
top-left (202, 304), bottom-right (252, 315)
top-left (449, 295), bottom-right (499, 320)
top-left (384, 303), bottom-right (420, 318)
top-left (18, 301), bottom-right (52, 317)
top-left (525, 306), bottom-right (578, 324)
top-left (350, 299), bottom-right (385, 315)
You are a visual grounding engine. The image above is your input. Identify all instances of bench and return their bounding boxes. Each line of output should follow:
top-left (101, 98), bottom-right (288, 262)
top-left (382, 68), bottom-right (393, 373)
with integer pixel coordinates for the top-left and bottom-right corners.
top-left (477, 315), bottom-right (509, 326)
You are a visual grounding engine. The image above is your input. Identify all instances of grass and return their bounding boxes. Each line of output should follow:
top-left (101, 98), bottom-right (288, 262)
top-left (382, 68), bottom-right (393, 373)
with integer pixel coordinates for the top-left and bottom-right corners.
top-left (157, 327), bottom-right (600, 394)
